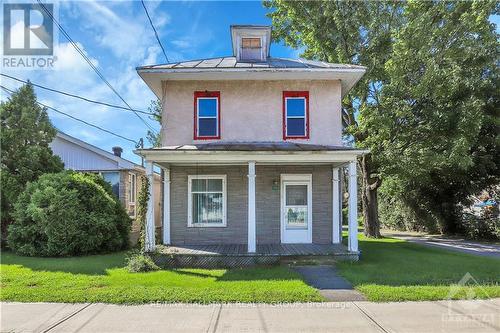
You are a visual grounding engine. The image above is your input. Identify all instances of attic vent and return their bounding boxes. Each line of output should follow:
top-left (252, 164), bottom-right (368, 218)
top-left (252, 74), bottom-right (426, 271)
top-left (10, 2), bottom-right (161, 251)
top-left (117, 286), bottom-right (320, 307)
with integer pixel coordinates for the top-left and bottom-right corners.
top-left (240, 37), bottom-right (263, 61)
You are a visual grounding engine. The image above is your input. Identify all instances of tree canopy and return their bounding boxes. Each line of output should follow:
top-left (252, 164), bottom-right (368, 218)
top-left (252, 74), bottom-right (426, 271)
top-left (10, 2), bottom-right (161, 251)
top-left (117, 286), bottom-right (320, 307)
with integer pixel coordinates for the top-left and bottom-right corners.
top-left (1, 84), bottom-right (64, 242)
top-left (265, 0), bottom-right (499, 234)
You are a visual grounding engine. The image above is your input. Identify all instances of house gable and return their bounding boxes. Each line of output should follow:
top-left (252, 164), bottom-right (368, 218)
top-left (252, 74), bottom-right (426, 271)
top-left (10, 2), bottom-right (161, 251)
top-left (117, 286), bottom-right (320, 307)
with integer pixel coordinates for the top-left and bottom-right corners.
top-left (50, 132), bottom-right (139, 171)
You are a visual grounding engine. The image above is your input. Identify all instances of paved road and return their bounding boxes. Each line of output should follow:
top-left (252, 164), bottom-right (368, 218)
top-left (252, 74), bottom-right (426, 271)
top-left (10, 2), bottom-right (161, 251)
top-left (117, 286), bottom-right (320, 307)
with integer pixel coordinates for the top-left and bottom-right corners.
top-left (2, 300), bottom-right (499, 332)
top-left (382, 231), bottom-right (500, 258)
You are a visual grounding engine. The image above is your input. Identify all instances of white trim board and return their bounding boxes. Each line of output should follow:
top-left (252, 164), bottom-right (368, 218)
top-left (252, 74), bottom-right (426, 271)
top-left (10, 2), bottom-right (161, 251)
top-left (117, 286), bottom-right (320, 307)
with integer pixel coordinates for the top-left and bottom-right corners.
top-left (135, 149), bottom-right (368, 165)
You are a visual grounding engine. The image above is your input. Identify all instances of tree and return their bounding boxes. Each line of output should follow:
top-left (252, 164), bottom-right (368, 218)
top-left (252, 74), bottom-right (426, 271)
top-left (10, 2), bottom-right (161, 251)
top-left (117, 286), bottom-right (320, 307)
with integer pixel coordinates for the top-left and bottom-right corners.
top-left (0, 84), bottom-right (64, 243)
top-left (265, 0), bottom-right (499, 236)
top-left (8, 171), bottom-right (131, 256)
top-left (375, 1), bottom-right (499, 233)
top-left (265, 0), bottom-right (404, 237)
top-left (146, 99), bottom-right (162, 147)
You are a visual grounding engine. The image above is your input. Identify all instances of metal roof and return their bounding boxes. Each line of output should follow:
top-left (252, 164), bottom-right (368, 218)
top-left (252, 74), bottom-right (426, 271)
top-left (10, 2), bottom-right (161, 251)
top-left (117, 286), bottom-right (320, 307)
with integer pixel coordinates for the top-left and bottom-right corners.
top-left (137, 56), bottom-right (366, 71)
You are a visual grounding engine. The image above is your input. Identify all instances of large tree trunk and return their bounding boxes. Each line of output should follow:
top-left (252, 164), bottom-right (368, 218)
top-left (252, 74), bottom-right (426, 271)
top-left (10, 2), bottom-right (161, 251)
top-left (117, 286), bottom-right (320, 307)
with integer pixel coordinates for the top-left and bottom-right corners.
top-left (360, 154), bottom-right (381, 238)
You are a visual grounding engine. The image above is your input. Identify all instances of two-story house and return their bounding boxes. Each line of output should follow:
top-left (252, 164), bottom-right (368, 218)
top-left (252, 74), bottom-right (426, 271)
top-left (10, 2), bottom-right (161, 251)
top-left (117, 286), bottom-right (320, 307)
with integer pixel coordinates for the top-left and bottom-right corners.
top-left (136, 25), bottom-right (367, 260)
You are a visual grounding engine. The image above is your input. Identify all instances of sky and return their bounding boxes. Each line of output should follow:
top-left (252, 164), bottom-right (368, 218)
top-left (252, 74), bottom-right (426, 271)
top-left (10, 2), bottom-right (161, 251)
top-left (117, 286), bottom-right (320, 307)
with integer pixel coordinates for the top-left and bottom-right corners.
top-left (1, 1), bottom-right (498, 165)
top-left (1, 0), bottom-right (298, 164)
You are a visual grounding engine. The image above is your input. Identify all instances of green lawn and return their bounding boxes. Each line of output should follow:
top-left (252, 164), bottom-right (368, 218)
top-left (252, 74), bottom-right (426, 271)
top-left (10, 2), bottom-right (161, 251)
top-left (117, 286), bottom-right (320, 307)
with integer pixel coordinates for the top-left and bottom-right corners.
top-left (0, 252), bottom-right (322, 304)
top-left (2, 237), bottom-right (499, 304)
top-left (337, 235), bottom-right (500, 301)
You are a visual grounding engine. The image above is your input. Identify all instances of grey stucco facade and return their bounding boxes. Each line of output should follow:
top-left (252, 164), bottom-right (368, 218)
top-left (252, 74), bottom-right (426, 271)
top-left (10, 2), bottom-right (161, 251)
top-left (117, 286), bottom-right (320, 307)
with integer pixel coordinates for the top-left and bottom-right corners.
top-left (169, 165), bottom-right (333, 245)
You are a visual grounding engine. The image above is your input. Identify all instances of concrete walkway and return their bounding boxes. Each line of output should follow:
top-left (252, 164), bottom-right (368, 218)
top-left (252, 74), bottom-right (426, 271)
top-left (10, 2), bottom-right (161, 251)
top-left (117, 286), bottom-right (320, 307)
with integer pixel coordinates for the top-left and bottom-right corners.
top-left (2, 300), bottom-right (499, 332)
top-left (382, 230), bottom-right (500, 258)
top-left (294, 265), bottom-right (366, 301)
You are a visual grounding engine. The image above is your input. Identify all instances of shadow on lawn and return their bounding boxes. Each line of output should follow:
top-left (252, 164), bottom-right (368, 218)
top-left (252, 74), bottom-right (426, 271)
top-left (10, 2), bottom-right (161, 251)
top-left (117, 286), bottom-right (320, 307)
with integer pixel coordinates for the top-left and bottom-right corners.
top-left (4, 237), bottom-right (498, 287)
top-left (173, 266), bottom-right (301, 282)
top-left (1, 251), bottom-right (301, 282)
top-left (1, 251), bottom-right (128, 275)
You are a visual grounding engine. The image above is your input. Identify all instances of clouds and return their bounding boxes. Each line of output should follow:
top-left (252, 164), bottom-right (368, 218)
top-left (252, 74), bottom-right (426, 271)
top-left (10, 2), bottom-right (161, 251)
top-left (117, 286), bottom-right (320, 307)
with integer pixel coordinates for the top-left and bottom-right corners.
top-left (1, 1), bottom-right (297, 164)
top-left (53, 42), bottom-right (98, 72)
top-left (1, 0), bottom-right (214, 163)
top-left (71, 0), bottom-right (164, 64)
top-left (1, 0), bottom-right (160, 163)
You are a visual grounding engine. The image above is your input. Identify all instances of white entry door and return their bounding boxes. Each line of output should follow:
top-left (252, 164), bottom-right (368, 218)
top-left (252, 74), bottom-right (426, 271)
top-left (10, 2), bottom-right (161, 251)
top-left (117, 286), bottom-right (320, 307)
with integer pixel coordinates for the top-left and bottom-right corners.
top-left (281, 174), bottom-right (312, 243)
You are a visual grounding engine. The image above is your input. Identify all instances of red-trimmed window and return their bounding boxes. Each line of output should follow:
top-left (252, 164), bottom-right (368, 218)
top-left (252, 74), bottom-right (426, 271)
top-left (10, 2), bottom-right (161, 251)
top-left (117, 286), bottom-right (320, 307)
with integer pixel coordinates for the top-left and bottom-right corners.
top-left (283, 91), bottom-right (309, 139)
top-left (194, 91), bottom-right (220, 140)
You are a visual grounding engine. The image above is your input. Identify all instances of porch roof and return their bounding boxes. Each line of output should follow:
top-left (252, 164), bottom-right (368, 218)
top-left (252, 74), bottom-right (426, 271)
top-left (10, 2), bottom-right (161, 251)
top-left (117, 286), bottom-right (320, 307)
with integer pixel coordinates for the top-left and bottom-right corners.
top-left (146, 142), bottom-right (363, 152)
top-left (135, 142), bottom-right (368, 165)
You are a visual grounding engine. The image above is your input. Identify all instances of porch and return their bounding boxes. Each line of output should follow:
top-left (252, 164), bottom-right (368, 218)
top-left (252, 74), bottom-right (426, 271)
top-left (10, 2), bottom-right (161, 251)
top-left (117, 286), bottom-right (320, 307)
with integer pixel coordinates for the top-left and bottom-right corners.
top-left (136, 142), bottom-right (368, 266)
top-left (151, 243), bottom-right (356, 268)
top-left (158, 243), bottom-right (348, 256)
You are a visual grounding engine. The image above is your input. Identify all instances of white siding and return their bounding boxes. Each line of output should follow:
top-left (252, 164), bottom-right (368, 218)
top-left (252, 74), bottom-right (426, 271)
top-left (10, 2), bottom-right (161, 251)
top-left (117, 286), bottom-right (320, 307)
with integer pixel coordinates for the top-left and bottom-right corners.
top-left (50, 136), bottom-right (120, 171)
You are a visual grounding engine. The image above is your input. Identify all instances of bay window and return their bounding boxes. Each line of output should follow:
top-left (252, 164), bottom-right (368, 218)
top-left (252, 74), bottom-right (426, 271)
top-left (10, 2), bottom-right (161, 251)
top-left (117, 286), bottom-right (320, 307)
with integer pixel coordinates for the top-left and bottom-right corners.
top-left (283, 91), bottom-right (309, 139)
top-left (194, 91), bottom-right (220, 139)
top-left (188, 175), bottom-right (226, 227)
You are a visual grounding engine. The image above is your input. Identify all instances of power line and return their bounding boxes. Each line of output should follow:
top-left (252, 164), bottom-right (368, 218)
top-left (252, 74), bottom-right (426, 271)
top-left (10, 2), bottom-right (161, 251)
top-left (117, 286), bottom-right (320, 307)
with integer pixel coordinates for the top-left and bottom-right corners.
top-left (36, 0), bottom-right (158, 135)
top-left (1, 73), bottom-right (153, 116)
top-left (141, 0), bottom-right (169, 63)
top-left (1, 85), bottom-right (138, 145)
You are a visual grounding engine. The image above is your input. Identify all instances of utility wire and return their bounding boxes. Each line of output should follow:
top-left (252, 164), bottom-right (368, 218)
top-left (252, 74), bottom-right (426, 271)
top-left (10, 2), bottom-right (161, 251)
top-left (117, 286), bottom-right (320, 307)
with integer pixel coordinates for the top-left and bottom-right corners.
top-left (1, 85), bottom-right (137, 145)
top-left (141, 0), bottom-right (169, 63)
top-left (36, 0), bottom-right (158, 135)
top-left (1, 73), bottom-right (153, 115)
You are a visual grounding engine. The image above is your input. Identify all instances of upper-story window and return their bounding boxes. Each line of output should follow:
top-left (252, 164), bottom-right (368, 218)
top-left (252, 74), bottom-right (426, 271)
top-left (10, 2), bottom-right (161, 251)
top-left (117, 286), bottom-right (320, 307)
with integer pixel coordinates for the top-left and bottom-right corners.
top-left (194, 91), bottom-right (220, 140)
top-left (283, 91), bottom-right (309, 139)
top-left (240, 37), bottom-right (263, 61)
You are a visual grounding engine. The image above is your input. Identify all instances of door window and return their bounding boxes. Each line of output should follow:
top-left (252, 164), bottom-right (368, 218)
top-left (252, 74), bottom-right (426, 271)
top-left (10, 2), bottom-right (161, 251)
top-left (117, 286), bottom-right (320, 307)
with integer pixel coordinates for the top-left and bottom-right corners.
top-left (285, 184), bottom-right (308, 229)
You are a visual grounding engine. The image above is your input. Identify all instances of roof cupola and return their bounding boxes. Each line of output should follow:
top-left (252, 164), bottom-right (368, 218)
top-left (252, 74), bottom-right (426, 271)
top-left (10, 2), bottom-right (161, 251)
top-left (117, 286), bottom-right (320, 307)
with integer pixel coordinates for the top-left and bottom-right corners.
top-left (230, 25), bottom-right (271, 62)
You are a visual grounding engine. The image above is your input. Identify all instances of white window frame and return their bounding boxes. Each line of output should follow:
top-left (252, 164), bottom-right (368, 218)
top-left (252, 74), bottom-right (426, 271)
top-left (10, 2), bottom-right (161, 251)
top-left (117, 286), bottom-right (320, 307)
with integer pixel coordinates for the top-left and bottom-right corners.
top-left (187, 175), bottom-right (227, 228)
top-left (196, 97), bottom-right (219, 138)
top-left (285, 96), bottom-right (307, 138)
top-left (128, 173), bottom-right (137, 218)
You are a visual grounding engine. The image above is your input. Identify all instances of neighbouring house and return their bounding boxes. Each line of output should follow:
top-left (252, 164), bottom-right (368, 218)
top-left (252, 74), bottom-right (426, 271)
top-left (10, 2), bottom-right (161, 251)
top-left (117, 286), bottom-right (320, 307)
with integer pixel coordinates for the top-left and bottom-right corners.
top-left (50, 131), bottom-right (162, 244)
top-left (135, 25), bottom-right (367, 260)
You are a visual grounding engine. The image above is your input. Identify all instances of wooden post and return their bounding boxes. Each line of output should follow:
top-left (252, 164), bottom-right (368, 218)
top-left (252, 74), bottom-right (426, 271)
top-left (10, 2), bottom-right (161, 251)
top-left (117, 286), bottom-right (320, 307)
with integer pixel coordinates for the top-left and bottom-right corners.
top-left (332, 167), bottom-right (341, 244)
top-left (348, 160), bottom-right (358, 252)
top-left (162, 166), bottom-right (171, 245)
top-left (247, 161), bottom-right (256, 253)
top-left (145, 161), bottom-right (155, 252)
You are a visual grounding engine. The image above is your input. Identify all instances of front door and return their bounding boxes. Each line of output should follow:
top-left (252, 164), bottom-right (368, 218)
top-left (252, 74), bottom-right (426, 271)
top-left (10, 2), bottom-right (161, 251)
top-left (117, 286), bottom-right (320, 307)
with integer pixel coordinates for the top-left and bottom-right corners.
top-left (281, 174), bottom-right (312, 243)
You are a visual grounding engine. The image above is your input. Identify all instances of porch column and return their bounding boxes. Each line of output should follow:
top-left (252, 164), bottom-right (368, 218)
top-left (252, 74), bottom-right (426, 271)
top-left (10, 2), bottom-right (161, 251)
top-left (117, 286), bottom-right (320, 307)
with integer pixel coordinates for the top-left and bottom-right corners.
top-left (247, 161), bottom-right (256, 253)
top-left (145, 161), bottom-right (156, 252)
top-left (332, 167), bottom-right (341, 244)
top-left (348, 160), bottom-right (358, 252)
top-left (162, 166), bottom-right (171, 245)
